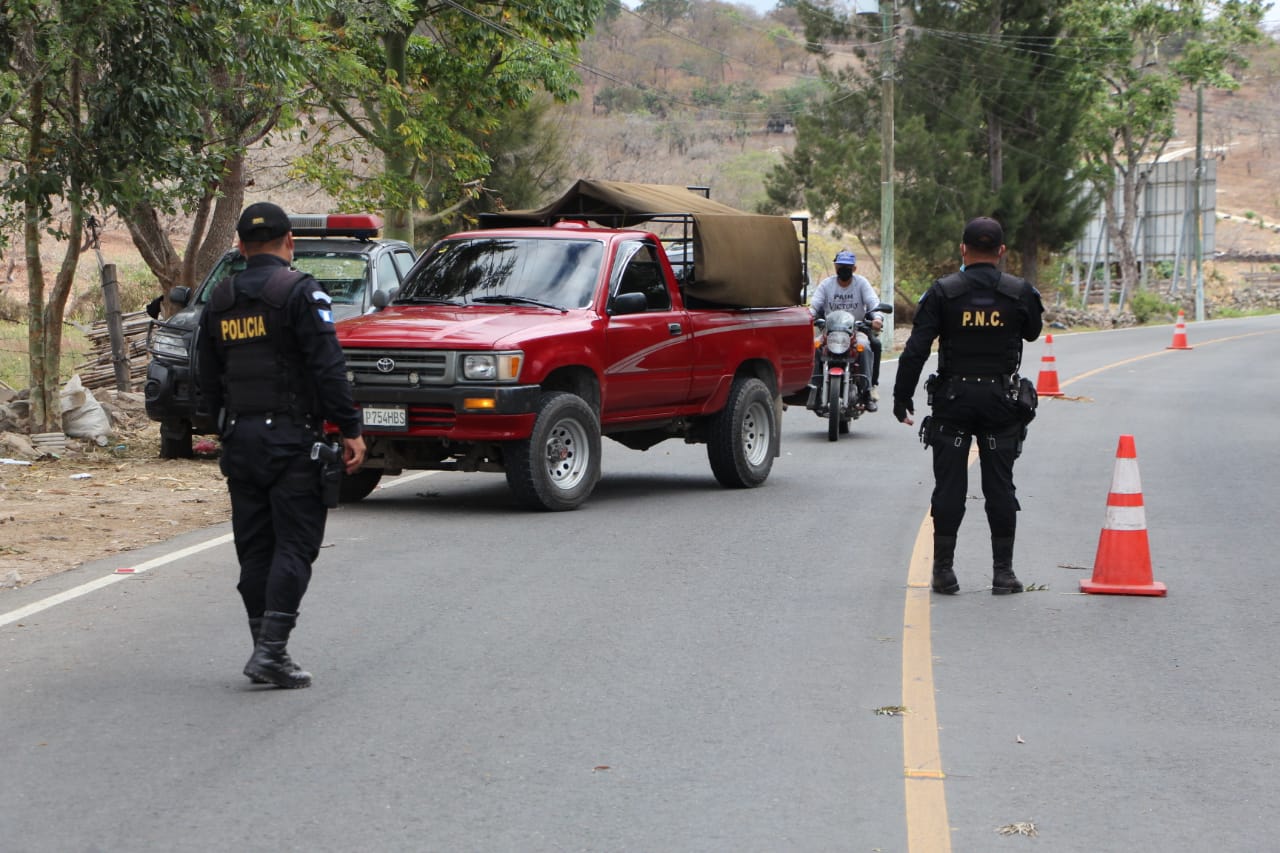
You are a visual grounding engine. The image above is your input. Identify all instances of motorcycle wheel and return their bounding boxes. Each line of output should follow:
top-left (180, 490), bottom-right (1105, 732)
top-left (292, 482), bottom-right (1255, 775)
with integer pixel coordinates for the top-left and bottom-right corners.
top-left (827, 375), bottom-right (842, 442)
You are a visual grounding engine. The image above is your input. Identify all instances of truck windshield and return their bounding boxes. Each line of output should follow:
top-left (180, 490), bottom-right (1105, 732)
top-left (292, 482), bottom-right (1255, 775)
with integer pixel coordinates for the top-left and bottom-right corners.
top-left (399, 237), bottom-right (604, 310)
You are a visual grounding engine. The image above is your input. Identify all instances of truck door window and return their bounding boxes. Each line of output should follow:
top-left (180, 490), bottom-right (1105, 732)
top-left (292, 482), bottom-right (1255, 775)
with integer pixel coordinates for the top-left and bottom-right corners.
top-left (376, 253), bottom-right (398, 293)
top-left (612, 242), bottom-right (670, 311)
top-left (392, 250), bottom-right (414, 278)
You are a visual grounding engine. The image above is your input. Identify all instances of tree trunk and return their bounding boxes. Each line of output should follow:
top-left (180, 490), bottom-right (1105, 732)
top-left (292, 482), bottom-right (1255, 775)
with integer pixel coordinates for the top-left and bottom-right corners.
top-left (125, 150), bottom-right (246, 315)
top-left (382, 28), bottom-right (414, 246)
top-left (1114, 162), bottom-right (1145, 307)
top-left (23, 72), bottom-right (52, 431)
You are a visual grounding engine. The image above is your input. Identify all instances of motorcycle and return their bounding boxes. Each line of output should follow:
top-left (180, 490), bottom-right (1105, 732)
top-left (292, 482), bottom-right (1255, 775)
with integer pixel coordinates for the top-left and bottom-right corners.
top-left (807, 302), bottom-right (893, 442)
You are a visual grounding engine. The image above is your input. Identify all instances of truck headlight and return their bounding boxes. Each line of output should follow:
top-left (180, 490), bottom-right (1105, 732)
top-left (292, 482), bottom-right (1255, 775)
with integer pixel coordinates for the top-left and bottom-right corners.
top-left (150, 329), bottom-right (190, 360)
top-left (825, 330), bottom-right (852, 355)
top-left (462, 352), bottom-right (523, 381)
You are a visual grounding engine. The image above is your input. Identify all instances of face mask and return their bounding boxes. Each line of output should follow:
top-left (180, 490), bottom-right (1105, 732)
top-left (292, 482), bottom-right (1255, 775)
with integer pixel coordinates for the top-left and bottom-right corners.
top-left (836, 268), bottom-right (853, 282)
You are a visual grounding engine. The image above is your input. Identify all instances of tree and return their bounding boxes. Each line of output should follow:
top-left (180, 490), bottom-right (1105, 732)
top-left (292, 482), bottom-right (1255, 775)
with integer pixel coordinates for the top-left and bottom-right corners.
top-left (120, 3), bottom-right (313, 310)
top-left (902, 0), bottom-right (1096, 282)
top-left (416, 95), bottom-right (580, 244)
top-left (293, 0), bottom-right (605, 246)
top-left (1060, 0), bottom-right (1266, 302)
top-left (0, 0), bottom-right (235, 430)
top-left (767, 1), bottom-right (1094, 281)
top-left (638, 0), bottom-right (692, 27)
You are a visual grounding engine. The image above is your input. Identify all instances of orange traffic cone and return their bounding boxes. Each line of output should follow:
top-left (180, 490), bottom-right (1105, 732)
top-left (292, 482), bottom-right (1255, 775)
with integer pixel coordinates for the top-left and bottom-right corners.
top-left (1035, 333), bottom-right (1064, 397)
top-left (1080, 435), bottom-right (1167, 596)
top-left (1167, 310), bottom-right (1193, 350)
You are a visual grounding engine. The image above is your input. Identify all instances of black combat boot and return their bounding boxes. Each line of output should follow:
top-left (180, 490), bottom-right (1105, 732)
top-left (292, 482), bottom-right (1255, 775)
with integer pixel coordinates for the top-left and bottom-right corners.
top-left (245, 616), bottom-right (268, 684)
top-left (243, 611), bottom-right (312, 688)
top-left (991, 537), bottom-right (1023, 595)
top-left (932, 535), bottom-right (959, 594)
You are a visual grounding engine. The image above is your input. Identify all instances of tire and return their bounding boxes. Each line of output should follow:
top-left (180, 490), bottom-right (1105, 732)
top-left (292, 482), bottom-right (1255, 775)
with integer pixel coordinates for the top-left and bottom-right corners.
top-left (827, 375), bottom-right (842, 442)
top-left (338, 468), bottom-right (382, 503)
top-left (707, 376), bottom-right (776, 489)
top-left (159, 419), bottom-right (194, 459)
top-left (505, 392), bottom-right (601, 511)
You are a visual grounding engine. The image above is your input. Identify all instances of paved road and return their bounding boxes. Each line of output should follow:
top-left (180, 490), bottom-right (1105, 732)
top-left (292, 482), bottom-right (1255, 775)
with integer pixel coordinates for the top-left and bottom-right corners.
top-left (3, 314), bottom-right (1278, 852)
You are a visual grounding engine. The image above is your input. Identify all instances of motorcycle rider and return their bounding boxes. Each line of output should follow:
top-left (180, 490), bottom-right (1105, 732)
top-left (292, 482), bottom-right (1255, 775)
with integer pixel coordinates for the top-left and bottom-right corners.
top-left (809, 250), bottom-right (883, 411)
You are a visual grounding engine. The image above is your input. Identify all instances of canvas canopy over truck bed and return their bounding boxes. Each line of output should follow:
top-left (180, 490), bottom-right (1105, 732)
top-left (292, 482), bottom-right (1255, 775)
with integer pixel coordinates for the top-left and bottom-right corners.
top-left (478, 179), bottom-right (807, 309)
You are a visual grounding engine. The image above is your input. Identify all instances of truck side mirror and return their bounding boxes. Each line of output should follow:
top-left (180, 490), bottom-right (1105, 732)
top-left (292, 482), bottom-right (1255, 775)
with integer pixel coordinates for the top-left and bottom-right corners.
top-left (372, 287), bottom-right (399, 310)
top-left (609, 292), bottom-right (648, 316)
top-left (168, 286), bottom-right (192, 308)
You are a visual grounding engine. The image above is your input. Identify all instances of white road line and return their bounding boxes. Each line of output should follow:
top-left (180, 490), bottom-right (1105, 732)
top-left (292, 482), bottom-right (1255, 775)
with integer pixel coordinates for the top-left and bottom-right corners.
top-left (0, 533), bottom-right (234, 627)
top-left (0, 469), bottom-right (438, 628)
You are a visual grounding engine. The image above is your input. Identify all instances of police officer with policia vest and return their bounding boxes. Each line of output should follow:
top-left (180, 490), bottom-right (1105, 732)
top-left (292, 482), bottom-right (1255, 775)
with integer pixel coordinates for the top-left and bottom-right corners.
top-left (892, 217), bottom-right (1043, 595)
top-left (196, 202), bottom-right (366, 687)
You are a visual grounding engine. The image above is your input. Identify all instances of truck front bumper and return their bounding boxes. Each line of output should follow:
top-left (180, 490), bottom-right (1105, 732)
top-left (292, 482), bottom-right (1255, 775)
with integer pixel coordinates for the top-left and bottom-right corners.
top-left (352, 384), bottom-right (543, 440)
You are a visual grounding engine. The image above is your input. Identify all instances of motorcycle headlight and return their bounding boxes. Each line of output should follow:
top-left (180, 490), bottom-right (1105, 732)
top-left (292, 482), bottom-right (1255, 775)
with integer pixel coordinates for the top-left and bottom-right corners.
top-left (150, 329), bottom-right (190, 360)
top-left (825, 330), bottom-right (852, 355)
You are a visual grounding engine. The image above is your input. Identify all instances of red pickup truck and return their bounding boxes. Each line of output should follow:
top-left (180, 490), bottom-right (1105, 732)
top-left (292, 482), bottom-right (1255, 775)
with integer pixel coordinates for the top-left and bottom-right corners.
top-left (335, 181), bottom-right (814, 510)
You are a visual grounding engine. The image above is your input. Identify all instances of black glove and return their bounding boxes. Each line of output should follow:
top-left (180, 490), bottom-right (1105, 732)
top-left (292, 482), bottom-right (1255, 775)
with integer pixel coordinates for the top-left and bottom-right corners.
top-left (893, 398), bottom-right (913, 423)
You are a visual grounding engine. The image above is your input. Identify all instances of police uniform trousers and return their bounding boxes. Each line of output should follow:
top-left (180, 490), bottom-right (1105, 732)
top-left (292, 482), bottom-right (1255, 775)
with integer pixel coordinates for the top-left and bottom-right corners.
top-left (219, 415), bottom-right (326, 617)
top-left (926, 378), bottom-right (1023, 541)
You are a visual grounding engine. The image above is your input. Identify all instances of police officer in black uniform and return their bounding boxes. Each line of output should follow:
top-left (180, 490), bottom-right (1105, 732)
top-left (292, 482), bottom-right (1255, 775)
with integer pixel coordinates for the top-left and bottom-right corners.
top-left (892, 217), bottom-right (1044, 595)
top-left (196, 202), bottom-right (366, 687)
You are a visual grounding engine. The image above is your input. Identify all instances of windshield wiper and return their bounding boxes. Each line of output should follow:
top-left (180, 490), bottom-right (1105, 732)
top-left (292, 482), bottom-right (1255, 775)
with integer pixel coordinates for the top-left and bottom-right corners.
top-left (471, 295), bottom-right (566, 312)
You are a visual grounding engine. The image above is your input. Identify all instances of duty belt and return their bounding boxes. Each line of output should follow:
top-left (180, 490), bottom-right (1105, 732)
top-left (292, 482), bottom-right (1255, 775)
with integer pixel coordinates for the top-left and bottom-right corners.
top-left (946, 374), bottom-right (1010, 384)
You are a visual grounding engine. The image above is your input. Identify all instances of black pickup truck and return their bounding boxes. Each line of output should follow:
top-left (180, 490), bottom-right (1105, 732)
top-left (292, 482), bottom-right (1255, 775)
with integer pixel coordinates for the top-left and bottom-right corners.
top-left (143, 213), bottom-right (416, 457)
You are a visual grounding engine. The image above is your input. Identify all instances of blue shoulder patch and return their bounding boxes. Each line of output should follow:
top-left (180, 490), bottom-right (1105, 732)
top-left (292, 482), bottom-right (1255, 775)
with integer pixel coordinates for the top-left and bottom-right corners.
top-left (317, 308), bottom-right (333, 324)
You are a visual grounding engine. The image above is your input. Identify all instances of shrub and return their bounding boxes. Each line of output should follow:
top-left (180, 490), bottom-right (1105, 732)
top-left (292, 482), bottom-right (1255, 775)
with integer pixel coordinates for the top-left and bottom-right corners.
top-left (1128, 289), bottom-right (1176, 324)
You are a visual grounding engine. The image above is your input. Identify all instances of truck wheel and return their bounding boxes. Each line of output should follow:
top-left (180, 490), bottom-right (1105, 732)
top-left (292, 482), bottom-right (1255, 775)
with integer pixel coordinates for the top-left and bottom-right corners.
top-left (827, 375), bottom-right (842, 442)
top-left (159, 419), bottom-right (194, 459)
top-left (708, 376), bottom-right (776, 489)
top-left (338, 468), bottom-right (383, 503)
top-left (506, 392), bottom-right (601, 511)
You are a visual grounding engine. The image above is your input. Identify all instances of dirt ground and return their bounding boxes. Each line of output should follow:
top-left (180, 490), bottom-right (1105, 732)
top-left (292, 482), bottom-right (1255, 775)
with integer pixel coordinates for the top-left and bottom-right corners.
top-left (0, 394), bottom-right (230, 591)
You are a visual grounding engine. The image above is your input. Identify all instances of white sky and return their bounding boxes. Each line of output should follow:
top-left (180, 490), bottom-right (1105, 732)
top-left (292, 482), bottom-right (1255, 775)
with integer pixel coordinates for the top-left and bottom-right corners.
top-left (724, 1), bottom-right (1280, 31)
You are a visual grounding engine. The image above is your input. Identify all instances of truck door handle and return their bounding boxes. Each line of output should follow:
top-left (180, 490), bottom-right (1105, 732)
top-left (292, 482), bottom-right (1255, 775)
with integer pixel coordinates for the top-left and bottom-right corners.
top-left (668, 323), bottom-right (682, 336)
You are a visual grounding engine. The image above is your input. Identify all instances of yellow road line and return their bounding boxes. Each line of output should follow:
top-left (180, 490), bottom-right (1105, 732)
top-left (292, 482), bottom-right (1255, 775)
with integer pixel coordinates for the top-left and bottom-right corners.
top-left (899, 326), bottom-right (1278, 848)
top-left (1060, 329), bottom-right (1277, 389)
top-left (902, 514), bottom-right (952, 851)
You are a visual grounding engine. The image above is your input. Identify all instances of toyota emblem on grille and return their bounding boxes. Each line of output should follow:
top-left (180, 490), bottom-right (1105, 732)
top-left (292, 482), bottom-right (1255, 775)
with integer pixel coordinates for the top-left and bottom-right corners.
top-left (375, 358), bottom-right (396, 373)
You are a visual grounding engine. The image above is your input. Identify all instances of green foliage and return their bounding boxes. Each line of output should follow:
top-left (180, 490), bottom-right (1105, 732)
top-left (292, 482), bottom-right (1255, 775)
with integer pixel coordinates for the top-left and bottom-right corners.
top-left (721, 150), bottom-right (786, 213)
top-left (296, 0), bottom-right (606, 242)
top-left (595, 86), bottom-right (647, 114)
top-left (1060, 0), bottom-right (1267, 298)
top-left (638, 0), bottom-right (692, 27)
top-left (1128, 289), bottom-right (1176, 323)
top-left (769, 1), bottom-right (1095, 267)
top-left (415, 96), bottom-right (578, 246)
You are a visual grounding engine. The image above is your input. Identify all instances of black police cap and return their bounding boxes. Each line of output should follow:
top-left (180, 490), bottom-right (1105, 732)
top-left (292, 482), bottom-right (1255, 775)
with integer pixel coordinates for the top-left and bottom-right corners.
top-left (236, 202), bottom-right (292, 242)
top-left (962, 216), bottom-right (1003, 251)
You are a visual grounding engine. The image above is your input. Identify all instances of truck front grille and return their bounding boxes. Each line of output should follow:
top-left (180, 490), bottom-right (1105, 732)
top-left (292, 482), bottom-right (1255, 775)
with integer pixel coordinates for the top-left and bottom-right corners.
top-left (343, 348), bottom-right (452, 386)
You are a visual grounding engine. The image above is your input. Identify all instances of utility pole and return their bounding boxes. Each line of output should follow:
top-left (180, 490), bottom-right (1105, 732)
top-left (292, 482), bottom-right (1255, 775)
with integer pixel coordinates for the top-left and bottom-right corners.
top-left (878, 1), bottom-right (896, 348)
top-left (1193, 86), bottom-right (1205, 322)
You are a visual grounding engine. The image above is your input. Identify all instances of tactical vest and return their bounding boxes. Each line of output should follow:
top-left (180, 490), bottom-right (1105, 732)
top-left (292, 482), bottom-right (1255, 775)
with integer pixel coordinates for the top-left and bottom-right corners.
top-left (933, 270), bottom-right (1027, 376)
top-left (207, 266), bottom-right (317, 417)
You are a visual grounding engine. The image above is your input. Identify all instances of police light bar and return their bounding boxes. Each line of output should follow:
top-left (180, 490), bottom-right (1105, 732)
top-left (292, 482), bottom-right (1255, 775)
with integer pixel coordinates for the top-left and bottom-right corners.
top-left (289, 213), bottom-right (383, 239)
